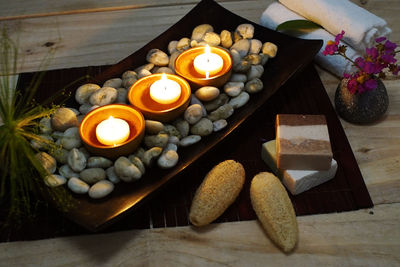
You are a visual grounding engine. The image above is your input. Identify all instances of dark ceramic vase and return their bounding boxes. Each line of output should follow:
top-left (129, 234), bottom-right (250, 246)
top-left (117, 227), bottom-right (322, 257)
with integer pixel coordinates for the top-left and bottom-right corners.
top-left (335, 78), bottom-right (389, 124)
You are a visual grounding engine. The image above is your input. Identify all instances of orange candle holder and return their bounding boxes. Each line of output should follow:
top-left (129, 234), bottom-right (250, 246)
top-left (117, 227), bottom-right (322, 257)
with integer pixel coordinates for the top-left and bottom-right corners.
top-left (128, 73), bottom-right (191, 122)
top-left (79, 104), bottom-right (145, 160)
top-left (175, 46), bottom-right (233, 89)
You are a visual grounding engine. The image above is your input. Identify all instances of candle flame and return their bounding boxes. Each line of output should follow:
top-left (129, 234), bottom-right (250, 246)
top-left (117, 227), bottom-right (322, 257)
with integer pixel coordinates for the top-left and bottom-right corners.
top-left (206, 71), bottom-right (209, 79)
top-left (205, 44), bottom-right (211, 55)
top-left (161, 73), bottom-right (167, 81)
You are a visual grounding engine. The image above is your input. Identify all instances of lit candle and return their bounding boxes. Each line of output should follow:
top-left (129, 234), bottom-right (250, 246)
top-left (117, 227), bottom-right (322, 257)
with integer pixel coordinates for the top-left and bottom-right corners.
top-left (149, 73), bottom-right (182, 104)
top-left (193, 45), bottom-right (224, 78)
top-left (96, 116), bottom-right (130, 146)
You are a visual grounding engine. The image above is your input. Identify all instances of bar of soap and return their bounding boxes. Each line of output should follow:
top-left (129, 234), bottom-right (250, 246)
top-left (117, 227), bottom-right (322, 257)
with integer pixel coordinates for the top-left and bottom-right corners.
top-left (262, 140), bottom-right (337, 195)
top-left (276, 114), bottom-right (333, 170)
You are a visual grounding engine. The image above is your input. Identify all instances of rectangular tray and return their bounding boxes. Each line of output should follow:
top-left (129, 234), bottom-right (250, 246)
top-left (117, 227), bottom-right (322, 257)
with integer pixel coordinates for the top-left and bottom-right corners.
top-left (10, 0), bottom-right (372, 235)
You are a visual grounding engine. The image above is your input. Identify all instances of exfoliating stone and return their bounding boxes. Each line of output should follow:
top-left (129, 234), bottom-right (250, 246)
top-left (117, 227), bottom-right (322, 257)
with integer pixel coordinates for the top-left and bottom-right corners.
top-left (39, 117), bottom-right (52, 134)
top-left (179, 135), bottom-right (201, 147)
top-left (87, 156), bottom-right (113, 168)
top-left (31, 134), bottom-right (53, 150)
top-left (262, 42), bottom-right (278, 58)
top-left (137, 69), bottom-right (152, 79)
top-left (61, 127), bottom-right (81, 150)
top-left (168, 40), bottom-right (178, 55)
top-left (122, 70), bottom-right (138, 80)
top-left (145, 120), bottom-right (164, 135)
top-left (168, 136), bottom-right (180, 145)
top-left (157, 150), bottom-right (179, 169)
top-left (44, 174), bottom-right (66, 187)
top-left (116, 88), bottom-right (128, 103)
top-left (191, 24), bottom-right (214, 41)
top-left (184, 104), bottom-right (203, 124)
top-left (230, 49), bottom-right (241, 66)
top-left (36, 152), bottom-right (56, 174)
top-left (224, 82), bottom-right (244, 97)
top-left (229, 73), bottom-right (247, 83)
top-left (249, 39), bottom-right (262, 54)
top-left (155, 67), bottom-right (174, 74)
top-left (75, 83), bottom-right (100, 105)
top-left (233, 59), bottom-right (251, 73)
top-left (88, 180), bottom-right (114, 199)
top-left (213, 119), bottom-right (228, 132)
top-left (195, 86), bottom-right (220, 101)
top-left (59, 164), bottom-right (80, 179)
top-left (220, 30), bottom-right (233, 48)
top-left (144, 133), bottom-right (169, 148)
top-left (143, 147), bottom-right (163, 167)
top-left (67, 177), bottom-right (89, 194)
top-left (177, 37), bottom-right (191, 51)
top-left (165, 143), bottom-right (178, 152)
top-left (135, 63), bottom-right (154, 73)
top-left (228, 91), bottom-right (250, 109)
top-left (260, 53), bottom-right (269, 65)
top-left (245, 78), bottom-right (263, 93)
top-left (50, 147), bottom-right (69, 165)
top-left (235, 24), bottom-right (254, 39)
top-left (68, 148), bottom-right (87, 172)
top-left (190, 118), bottom-right (213, 136)
top-left (129, 156), bottom-right (146, 175)
top-left (204, 93), bottom-right (229, 112)
top-left (122, 77), bottom-right (137, 89)
top-left (247, 65), bottom-right (264, 80)
top-left (114, 156), bottom-right (142, 182)
top-left (80, 168), bottom-right (106, 184)
top-left (202, 32), bottom-right (221, 46)
top-left (244, 54), bottom-right (262, 65)
top-left (161, 124), bottom-right (180, 138)
top-left (146, 49), bottom-right (169, 66)
top-left (231, 39), bottom-right (250, 58)
top-left (173, 118), bottom-right (190, 138)
top-left (169, 51), bottom-right (181, 71)
top-left (89, 87), bottom-right (117, 106)
top-left (106, 167), bottom-right (120, 184)
top-left (103, 78), bottom-right (122, 89)
top-left (51, 131), bottom-right (64, 140)
top-left (190, 95), bottom-right (207, 116)
top-left (51, 108), bottom-right (79, 132)
top-left (208, 104), bottom-right (234, 121)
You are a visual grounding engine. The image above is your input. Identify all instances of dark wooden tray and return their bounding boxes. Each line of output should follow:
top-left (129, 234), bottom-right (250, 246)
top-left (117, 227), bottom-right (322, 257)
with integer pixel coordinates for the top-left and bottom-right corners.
top-left (13, 0), bottom-right (372, 234)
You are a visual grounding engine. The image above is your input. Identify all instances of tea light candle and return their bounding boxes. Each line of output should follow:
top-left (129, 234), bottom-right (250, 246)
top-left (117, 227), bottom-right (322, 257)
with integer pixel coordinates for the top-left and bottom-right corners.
top-left (96, 116), bottom-right (130, 146)
top-left (150, 73), bottom-right (181, 104)
top-left (193, 45), bottom-right (224, 78)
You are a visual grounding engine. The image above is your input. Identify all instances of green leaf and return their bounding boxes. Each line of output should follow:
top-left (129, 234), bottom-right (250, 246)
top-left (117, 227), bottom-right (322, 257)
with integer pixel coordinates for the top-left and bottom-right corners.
top-left (276, 20), bottom-right (322, 32)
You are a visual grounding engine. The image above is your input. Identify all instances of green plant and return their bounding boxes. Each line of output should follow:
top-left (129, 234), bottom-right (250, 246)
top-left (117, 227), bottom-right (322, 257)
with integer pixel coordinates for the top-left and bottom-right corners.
top-left (0, 29), bottom-right (72, 225)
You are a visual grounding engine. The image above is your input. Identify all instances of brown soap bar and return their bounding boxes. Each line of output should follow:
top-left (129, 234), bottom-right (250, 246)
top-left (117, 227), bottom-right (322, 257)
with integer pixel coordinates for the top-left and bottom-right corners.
top-left (276, 114), bottom-right (332, 170)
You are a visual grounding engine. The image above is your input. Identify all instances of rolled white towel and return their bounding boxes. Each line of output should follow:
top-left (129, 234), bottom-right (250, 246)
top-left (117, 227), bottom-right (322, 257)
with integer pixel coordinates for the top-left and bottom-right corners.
top-left (260, 2), bottom-right (360, 77)
top-left (279, 0), bottom-right (391, 53)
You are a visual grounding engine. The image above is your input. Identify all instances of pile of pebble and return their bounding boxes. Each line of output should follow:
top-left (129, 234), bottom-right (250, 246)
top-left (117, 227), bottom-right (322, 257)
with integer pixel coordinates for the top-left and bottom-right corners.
top-left (34, 23), bottom-right (278, 199)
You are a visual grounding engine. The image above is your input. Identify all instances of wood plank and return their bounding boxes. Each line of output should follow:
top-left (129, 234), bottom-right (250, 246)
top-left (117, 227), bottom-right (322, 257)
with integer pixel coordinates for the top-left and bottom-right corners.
top-left (1, 203), bottom-right (398, 266)
top-left (1, 0), bottom-right (398, 74)
top-left (0, 0), bottom-right (253, 21)
top-left (0, 0), bottom-right (269, 74)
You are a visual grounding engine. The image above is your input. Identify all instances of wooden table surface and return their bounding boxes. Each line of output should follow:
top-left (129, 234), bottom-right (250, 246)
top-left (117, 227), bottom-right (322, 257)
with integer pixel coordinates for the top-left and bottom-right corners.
top-left (1, 0), bottom-right (399, 265)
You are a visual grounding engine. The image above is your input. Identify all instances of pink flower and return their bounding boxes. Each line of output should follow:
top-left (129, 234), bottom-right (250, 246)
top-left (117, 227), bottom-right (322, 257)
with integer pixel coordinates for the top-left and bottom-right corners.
top-left (322, 40), bottom-right (338, 55)
top-left (323, 32), bottom-right (399, 94)
top-left (375, 37), bottom-right (386, 43)
top-left (335, 30), bottom-right (345, 44)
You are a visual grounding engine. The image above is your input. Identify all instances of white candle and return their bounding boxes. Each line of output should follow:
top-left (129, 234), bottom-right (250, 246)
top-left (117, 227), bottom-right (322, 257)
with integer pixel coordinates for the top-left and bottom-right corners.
top-left (193, 45), bottom-right (223, 78)
top-left (96, 116), bottom-right (130, 146)
top-left (150, 73), bottom-right (182, 104)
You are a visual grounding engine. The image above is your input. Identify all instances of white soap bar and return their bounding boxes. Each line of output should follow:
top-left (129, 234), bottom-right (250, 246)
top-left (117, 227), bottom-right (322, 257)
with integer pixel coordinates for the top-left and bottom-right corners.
top-left (261, 140), bottom-right (337, 195)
